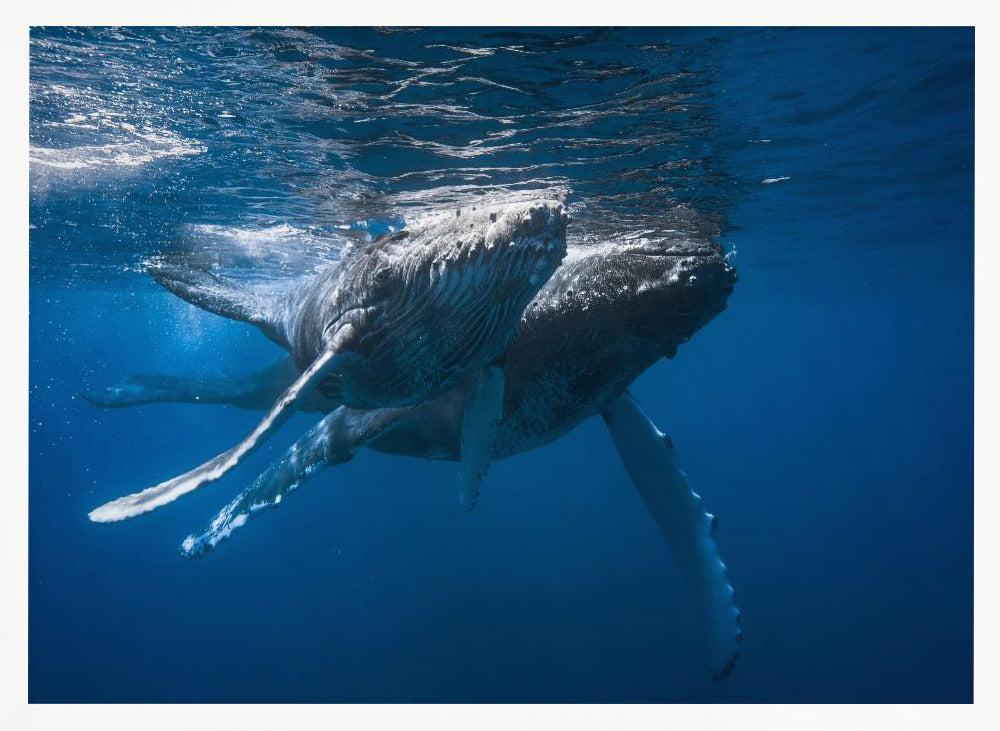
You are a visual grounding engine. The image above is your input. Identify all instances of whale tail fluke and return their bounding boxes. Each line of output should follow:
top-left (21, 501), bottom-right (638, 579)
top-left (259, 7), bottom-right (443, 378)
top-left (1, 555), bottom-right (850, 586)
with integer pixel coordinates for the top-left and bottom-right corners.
top-left (81, 373), bottom-right (208, 409)
top-left (80, 357), bottom-right (336, 413)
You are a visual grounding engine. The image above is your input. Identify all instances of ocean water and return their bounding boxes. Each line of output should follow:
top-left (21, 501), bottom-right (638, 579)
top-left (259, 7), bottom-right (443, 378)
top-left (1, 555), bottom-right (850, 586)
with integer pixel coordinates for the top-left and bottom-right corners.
top-left (28, 27), bottom-right (973, 703)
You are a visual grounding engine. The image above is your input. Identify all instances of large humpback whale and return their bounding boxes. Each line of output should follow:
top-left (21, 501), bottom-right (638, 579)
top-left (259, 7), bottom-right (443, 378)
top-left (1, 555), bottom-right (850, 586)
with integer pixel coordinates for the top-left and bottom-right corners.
top-left (88, 201), bottom-right (567, 522)
top-left (85, 206), bottom-right (742, 680)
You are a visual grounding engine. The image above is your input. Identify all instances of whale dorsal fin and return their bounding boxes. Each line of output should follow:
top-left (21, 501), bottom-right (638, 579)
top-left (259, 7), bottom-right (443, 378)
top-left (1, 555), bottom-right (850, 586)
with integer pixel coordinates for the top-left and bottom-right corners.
top-left (601, 392), bottom-right (742, 681)
top-left (458, 365), bottom-right (505, 512)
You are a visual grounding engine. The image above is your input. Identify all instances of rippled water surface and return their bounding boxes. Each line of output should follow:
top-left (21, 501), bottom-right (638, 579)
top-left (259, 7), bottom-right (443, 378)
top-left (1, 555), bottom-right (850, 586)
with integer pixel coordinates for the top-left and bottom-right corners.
top-left (31, 27), bottom-right (741, 281)
top-left (29, 27), bottom-right (973, 703)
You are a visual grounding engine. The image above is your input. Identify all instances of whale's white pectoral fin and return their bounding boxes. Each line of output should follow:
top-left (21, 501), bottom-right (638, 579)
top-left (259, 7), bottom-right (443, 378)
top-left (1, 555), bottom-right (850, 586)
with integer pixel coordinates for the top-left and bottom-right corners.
top-left (181, 405), bottom-right (408, 558)
top-left (459, 365), bottom-right (505, 512)
top-left (89, 327), bottom-right (354, 523)
top-left (601, 392), bottom-right (742, 681)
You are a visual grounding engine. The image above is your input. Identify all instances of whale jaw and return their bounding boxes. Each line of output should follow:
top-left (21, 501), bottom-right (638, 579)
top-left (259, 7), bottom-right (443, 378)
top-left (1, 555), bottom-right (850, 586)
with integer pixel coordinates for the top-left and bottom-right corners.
top-left (317, 200), bottom-right (569, 410)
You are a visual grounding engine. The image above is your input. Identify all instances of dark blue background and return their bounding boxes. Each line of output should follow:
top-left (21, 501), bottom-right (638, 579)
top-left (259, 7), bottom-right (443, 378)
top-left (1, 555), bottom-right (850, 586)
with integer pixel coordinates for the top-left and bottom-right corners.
top-left (29, 28), bottom-right (973, 702)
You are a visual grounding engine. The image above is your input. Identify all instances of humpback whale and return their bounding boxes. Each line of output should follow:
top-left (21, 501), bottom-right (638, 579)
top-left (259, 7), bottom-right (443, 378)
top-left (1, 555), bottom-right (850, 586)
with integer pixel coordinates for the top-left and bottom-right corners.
top-left (85, 207), bottom-right (742, 680)
top-left (88, 200), bottom-right (567, 522)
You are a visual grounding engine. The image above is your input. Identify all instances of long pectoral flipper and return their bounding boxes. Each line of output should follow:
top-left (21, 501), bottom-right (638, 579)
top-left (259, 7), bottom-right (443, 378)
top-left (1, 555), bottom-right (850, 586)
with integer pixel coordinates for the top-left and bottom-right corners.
top-left (181, 405), bottom-right (408, 557)
top-left (458, 365), bottom-right (505, 512)
top-left (89, 332), bottom-right (352, 523)
top-left (601, 392), bottom-right (742, 681)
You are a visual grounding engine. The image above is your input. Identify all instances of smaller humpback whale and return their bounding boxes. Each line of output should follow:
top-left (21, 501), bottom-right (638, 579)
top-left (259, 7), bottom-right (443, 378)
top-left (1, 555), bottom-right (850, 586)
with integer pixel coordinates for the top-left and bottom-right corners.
top-left (86, 215), bottom-right (742, 680)
top-left (88, 201), bottom-right (567, 522)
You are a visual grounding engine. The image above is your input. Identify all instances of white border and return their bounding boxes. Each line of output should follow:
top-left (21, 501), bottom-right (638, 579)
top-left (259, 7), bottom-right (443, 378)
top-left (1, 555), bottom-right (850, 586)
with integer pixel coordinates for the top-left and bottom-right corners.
top-left (3, 2), bottom-right (997, 730)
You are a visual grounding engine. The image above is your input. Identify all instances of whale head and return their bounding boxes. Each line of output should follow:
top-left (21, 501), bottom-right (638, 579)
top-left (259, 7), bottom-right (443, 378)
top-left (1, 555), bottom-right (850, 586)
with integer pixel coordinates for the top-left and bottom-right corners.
top-left (525, 227), bottom-right (736, 360)
top-left (366, 199), bottom-right (569, 313)
top-left (331, 199), bottom-right (569, 407)
top-left (409, 199), bottom-right (569, 293)
top-left (616, 238), bottom-right (736, 357)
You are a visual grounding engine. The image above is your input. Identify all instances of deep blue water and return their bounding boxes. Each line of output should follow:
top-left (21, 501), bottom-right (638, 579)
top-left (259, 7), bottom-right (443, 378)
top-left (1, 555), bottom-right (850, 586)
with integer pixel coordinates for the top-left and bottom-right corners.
top-left (28, 27), bottom-right (973, 703)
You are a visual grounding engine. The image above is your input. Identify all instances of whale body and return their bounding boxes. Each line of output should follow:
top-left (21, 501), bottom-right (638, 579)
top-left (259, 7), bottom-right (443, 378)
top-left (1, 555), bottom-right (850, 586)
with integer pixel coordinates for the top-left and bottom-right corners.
top-left (88, 200), bottom-right (567, 522)
top-left (85, 204), bottom-right (743, 680)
